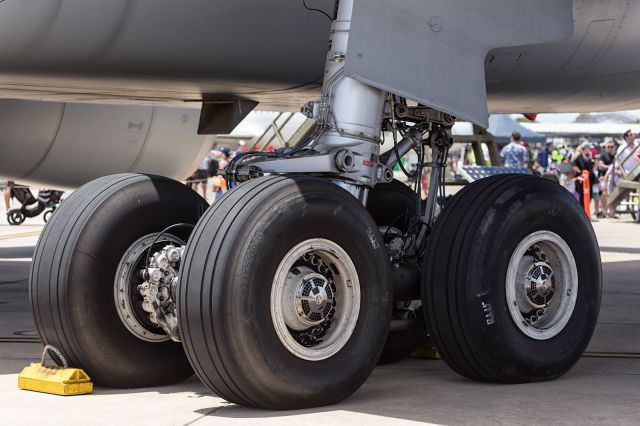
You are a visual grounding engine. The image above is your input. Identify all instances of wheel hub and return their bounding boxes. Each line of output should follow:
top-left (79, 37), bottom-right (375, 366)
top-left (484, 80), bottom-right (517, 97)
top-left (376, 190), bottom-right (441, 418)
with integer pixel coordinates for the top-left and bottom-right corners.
top-left (506, 231), bottom-right (578, 340)
top-left (114, 233), bottom-right (184, 343)
top-left (271, 239), bottom-right (360, 361)
top-left (525, 262), bottom-right (555, 309)
top-left (294, 272), bottom-right (335, 326)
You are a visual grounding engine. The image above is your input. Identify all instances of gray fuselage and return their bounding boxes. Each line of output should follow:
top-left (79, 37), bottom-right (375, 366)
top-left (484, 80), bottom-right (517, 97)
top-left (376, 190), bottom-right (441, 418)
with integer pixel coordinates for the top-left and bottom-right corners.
top-left (0, 0), bottom-right (639, 115)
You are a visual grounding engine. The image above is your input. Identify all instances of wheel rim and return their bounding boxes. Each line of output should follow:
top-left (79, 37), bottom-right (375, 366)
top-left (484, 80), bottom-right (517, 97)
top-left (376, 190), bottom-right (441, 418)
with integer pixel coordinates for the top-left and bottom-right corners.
top-left (114, 233), bottom-right (183, 342)
top-left (271, 239), bottom-right (361, 361)
top-left (505, 230), bottom-right (578, 340)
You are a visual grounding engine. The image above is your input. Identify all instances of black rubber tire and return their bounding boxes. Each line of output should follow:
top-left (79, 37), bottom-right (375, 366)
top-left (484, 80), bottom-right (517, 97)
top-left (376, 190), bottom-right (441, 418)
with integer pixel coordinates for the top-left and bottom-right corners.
top-left (367, 179), bottom-right (418, 233)
top-left (178, 176), bottom-right (392, 409)
top-left (423, 174), bottom-right (601, 383)
top-left (367, 180), bottom-right (428, 364)
top-left (8, 210), bottom-right (25, 225)
top-left (30, 174), bottom-right (208, 387)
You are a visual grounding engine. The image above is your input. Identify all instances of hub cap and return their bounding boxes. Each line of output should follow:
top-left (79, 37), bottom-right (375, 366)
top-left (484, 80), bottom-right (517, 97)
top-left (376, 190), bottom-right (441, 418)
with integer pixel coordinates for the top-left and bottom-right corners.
top-left (506, 231), bottom-right (578, 340)
top-left (271, 239), bottom-right (360, 361)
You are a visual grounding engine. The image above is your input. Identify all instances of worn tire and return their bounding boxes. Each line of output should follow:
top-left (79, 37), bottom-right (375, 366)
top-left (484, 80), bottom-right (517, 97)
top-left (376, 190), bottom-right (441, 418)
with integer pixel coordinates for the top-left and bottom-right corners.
top-left (367, 180), bottom-right (428, 364)
top-left (179, 176), bottom-right (392, 409)
top-left (30, 174), bottom-right (207, 387)
top-left (423, 174), bottom-right (601, 382)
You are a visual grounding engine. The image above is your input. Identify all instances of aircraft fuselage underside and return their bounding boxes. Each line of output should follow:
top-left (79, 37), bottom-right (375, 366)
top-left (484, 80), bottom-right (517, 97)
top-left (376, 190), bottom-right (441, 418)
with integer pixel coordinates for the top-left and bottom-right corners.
top-left (0, 0), bottom-right (639, 120)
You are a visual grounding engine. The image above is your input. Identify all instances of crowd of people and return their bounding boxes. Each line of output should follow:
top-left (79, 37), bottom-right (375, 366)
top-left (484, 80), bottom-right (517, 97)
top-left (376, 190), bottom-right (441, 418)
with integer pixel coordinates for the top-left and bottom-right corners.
top-left (188, 132), bottom-right (639, 221)
top-left (185, 140), bottom-right (277, 202)
top-left (500, 130), bottom-right (640, 220)
top-left (185, 147), bottom-right (231, 201)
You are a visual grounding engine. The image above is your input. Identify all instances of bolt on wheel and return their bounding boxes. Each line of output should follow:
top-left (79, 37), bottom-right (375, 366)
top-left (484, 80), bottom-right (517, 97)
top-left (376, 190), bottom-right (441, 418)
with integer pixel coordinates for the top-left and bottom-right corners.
top-left (271, 238), bottom-right (360, 361)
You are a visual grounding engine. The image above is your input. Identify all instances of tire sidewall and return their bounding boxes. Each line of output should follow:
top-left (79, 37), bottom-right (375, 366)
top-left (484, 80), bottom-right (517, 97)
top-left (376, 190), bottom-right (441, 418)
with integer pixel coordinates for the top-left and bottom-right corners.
top-left (220, 181), bottom-right (392, 405)
top-left (464, 181), bottom-right (601, 379)
top-left (62, 176), bottom-right (206, 385)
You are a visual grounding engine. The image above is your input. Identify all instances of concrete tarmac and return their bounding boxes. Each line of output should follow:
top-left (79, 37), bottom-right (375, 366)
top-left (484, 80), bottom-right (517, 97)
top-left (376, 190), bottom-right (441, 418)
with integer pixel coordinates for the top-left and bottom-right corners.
top-left (0, 216), bottom-right (638, 425)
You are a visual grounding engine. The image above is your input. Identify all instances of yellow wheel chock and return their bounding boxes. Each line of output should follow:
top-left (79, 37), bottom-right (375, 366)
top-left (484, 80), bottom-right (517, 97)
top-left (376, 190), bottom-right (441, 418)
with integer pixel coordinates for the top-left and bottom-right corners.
top-left (18, 345), bottom-right (93, 396)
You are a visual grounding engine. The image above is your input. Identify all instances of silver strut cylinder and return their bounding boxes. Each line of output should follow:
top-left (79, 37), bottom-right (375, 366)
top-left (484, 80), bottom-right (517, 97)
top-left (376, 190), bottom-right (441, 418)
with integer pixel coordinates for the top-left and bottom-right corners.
top-left (314, 0), bottom-right (388, 191)
top-left (228, 0), bottom-right (389, 200)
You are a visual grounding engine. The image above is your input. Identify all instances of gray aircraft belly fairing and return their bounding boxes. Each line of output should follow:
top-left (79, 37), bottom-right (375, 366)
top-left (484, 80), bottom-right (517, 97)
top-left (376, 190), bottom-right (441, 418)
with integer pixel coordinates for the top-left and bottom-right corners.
top-left (0, 0), bottom-right (335, 109)
top-left (0, 99), bottom-right (212, 188)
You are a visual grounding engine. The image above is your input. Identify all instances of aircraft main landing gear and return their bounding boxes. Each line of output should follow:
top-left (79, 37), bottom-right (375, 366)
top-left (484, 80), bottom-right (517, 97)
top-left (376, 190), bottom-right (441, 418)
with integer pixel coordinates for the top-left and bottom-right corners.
top-left (28, 0), bottom-right (601, 411)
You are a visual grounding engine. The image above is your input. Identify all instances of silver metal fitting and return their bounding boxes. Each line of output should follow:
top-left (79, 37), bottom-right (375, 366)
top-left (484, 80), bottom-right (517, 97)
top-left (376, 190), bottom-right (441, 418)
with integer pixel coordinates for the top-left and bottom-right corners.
top-left (335, 149), bottom-right (356, 172)
top-left (138, 244), bottom-right (185, 342)
top-left (301, 100), bottom-right (321, 119)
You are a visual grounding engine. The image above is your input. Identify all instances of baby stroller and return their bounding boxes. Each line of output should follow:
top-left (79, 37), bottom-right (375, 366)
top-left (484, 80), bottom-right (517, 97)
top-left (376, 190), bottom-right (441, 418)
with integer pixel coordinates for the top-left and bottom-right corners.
top-left (7, 187), bottom-right (64, 225)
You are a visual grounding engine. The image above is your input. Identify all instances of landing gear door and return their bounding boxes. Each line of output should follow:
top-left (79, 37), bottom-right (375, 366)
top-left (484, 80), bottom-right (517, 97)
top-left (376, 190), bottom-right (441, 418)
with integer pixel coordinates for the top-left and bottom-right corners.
top-left (345, 0), bottom-right (573, 127)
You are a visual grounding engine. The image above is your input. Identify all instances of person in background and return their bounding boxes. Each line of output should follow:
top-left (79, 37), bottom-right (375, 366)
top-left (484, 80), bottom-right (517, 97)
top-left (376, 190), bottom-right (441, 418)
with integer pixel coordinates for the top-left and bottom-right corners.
top-left (186, 152), bottom-right (213, 199)
top-left (558, 163), bottom-right (577, 200)
top-left (551, 147), bottom-right (563, 165)
top-left (3, 180), bottom-right (13, 212)
top-left (623, 129), bottom-right (638, 149)
top-left (559, 145), bottom-right (568, 159)
top-left (598, 139), bottom-right (617, 218)
top-left (537, 142), bottom-right (551, 173)
top-left (500, 131), bottom-right (529, 168)
top-left (237, 140), bottom-right (249, 153)
top-left (573, 142), bottom-right (598, 221)
top-left (211, 147), bottom-right (230, 202)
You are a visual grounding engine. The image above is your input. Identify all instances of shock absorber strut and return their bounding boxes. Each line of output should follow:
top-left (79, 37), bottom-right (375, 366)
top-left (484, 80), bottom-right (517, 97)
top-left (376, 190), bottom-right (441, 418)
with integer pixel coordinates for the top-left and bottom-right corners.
top-left (313, 0), bottom-right (389, 200)
top-left (226, 0), bottom-right (389, 202)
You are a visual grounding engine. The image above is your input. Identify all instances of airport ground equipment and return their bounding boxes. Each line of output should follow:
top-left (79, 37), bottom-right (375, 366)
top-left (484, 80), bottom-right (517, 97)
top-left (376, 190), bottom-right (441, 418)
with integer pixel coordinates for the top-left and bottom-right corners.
top-left (609, 143), bottom-right (640, 215)
top-left (18, 345), bottom-right (93, 396)
top-left (0, 100), bottom-right (211, 188)
top-left (457, 166), bottom-right (528, 183)
top-left (29, 0), bottom-right (601, 410)
top-left (616, 184), bottom-right (640, 223)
